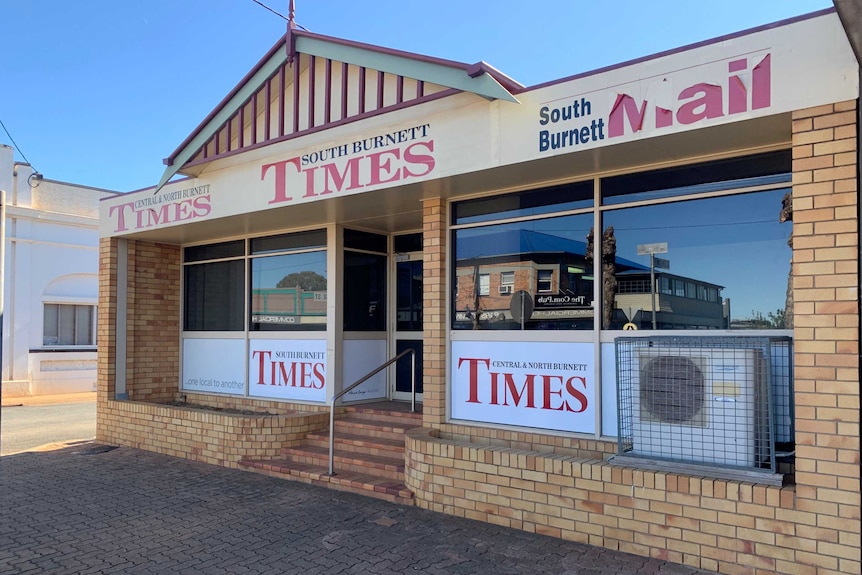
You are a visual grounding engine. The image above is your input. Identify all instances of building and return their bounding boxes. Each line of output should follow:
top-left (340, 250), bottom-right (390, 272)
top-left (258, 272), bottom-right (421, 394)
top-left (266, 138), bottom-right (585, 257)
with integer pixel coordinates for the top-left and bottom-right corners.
top-left (1, 144), bottom-right (113, 398)
top-left (96, 8), bottom-right (860, 575)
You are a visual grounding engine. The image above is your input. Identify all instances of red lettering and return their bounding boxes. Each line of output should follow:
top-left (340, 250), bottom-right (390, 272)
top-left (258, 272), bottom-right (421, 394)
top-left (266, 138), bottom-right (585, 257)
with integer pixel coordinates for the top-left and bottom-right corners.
top-left (402, 141), bottom-right (435, 178)
top-left (174, 199), bottom-right (195, 221)
top-left (676, 83), bottom-right (723, 124)
top-left (752, 54), bottom-right (771, 110)
top-left (728, 59), bottom-right (748, 115)
top-left (252, 350), bottom-right (271, 385)
top-left (608, 94), bottom-right (647, 137)
top-left (262, 157), bottom-right (301, 204)
top-left (541, 374), bottom-right (566, 411)
top-left (312, 362), bottom-right (325, 389)
top-left (458, 357), bottom-right (490, 404)
top-left (321, 157), bottom-right (364, 194)
top-left (277, 361), bottom-right (298, 386)
top-left (503, 373), bottom-right (536, 408)
top-left (565, 376), bottom-right (589, 413)
top-left (300, 362), bottom-right (314, 388)
top-left (193, 195), bottom-right (212, 216)
top-left (109, 201), bottom-right (135, 232)
top-left (367, 148), bottom-right (402, 185)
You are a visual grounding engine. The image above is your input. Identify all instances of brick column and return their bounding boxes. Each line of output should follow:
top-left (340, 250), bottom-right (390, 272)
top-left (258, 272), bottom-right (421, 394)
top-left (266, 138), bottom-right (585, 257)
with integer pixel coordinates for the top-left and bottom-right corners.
top-left (96, 237), bottom-right (119, 405)
top-left (791, 100), bottom-right (860, 573)
top-left (126, 240), bottom-right (182, 402)
top-left (422, 197), bottom-right (447, 428)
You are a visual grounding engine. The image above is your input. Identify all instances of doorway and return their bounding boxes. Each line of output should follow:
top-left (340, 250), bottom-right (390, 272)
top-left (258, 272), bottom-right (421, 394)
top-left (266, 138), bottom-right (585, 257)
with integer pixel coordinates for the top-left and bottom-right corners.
top-left (392, 249), bottom-right (423, 402)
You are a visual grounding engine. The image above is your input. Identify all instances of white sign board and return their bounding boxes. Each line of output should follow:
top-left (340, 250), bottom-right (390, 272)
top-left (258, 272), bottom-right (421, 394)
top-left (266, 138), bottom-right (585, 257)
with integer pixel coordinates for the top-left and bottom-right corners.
top-left (451, 341), bottom-right (595, 433)
top-left (248, 339), bottom-right (327, 402)
top-left (182, 338), bottom-right (246, 395)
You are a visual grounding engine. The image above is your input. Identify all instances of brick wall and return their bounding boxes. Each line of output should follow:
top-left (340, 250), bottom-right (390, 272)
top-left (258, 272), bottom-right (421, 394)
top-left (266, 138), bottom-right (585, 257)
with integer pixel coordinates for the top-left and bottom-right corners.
top-left (125, 240), bottom-right (182, 401)
top-left (101, 399), bottom-right (329, 468)
top-left (422, 197), bottom-right (447, 428)
top-left (404, 100), bottom-right (861, 575)
top-left (790, 100), bottom-right (861, 574)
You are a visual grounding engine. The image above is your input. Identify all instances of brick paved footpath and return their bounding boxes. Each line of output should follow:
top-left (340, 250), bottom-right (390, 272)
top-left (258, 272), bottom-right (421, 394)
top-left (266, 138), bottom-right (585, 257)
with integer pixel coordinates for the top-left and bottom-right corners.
top-left (0, 443), bottom-right (720, 575)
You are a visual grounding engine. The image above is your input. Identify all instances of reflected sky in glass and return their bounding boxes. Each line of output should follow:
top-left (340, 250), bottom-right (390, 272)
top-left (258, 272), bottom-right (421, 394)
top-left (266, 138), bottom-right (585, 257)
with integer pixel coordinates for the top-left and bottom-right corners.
top-left (251, 252), bottom-right (328, 289)
top-left (604, 189), bottom-right (791, 319)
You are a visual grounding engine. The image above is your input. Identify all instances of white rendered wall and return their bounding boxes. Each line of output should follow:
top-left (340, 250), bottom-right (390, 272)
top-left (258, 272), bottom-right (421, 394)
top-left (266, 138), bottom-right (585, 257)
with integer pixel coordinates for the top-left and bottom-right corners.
top-left (1, 144), bottom-right (114, 398)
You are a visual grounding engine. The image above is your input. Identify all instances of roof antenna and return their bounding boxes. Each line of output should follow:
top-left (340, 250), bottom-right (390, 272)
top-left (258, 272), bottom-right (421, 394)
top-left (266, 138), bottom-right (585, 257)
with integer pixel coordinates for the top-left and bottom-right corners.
top-left (286, 0), bottom-right (297, 64)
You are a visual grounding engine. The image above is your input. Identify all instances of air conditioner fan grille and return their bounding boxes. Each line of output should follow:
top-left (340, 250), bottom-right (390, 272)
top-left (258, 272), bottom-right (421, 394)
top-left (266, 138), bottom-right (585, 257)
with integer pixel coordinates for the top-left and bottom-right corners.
top-left (640, 355), bottom-right (705, 424)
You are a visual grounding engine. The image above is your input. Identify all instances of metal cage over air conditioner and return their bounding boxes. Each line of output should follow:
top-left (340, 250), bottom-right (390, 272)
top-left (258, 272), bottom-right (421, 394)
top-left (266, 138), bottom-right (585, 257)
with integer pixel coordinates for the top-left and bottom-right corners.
top-left (615, 336), bottom-right (793, 476)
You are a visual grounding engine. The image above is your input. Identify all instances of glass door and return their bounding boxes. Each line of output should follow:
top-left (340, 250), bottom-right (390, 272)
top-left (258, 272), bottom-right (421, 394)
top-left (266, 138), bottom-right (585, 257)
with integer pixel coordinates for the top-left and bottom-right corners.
top-left (393, 254), bottom-right (423, 401)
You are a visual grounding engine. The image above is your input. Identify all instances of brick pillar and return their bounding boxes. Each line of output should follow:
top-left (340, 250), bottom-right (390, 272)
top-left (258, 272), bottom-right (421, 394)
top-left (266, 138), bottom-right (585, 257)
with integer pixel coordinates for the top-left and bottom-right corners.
top-left (97, 237), bottom-right (119, 404)
top-left (422, 197), bottom-right (447, 428)
top-left (126, 240), bottom-right (182, 402)
top-left (791, 100), bottom-right (860, 572)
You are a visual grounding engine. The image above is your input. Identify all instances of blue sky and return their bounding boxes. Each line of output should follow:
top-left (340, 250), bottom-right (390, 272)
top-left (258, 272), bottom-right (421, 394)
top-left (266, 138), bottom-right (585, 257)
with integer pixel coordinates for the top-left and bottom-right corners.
top-left (1, 0), bottom-right (833, 192)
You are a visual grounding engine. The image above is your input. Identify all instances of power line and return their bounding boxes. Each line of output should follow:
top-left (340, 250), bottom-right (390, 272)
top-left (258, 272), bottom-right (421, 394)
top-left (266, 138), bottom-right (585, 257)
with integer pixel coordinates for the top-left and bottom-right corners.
top-left (0, 118), bottom-right (37, 170)
top-left (250, 0), bottom-right (288, 21)
top-left (249, 0), bottom-right (309, 30)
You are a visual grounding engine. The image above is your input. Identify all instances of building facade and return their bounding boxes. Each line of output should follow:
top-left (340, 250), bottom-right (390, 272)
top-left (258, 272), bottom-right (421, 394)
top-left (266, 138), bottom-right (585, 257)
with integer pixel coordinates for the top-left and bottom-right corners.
top-left (97, 9), bottom-right (860, 575)
top-left (1, 144), bottom-right (113, 398)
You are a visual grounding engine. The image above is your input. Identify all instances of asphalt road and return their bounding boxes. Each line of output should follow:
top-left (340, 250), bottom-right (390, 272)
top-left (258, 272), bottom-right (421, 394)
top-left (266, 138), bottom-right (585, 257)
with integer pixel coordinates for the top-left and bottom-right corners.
top-left (0, 400), bottom-right (96, 455)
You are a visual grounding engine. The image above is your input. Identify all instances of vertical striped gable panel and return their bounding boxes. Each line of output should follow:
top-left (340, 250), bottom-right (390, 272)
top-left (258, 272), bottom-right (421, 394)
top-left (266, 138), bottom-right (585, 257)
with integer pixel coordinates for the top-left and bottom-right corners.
top-left (190, 53), bottom-right (448, 166)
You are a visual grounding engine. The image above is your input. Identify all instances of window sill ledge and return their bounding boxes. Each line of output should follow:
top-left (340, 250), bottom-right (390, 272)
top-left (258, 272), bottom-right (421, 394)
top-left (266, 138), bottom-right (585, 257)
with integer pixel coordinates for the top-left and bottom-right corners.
top-left (609, 454), bottom-right (787, 486)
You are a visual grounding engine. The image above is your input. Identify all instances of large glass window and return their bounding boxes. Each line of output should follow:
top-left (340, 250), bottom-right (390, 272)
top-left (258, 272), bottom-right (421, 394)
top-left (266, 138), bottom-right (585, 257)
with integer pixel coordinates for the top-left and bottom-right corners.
top-left (184, 259), bottom-right (244, 331)
top-left (43, 303), bottom-right (95, 346)
top-left (452, 213), bottom-right (596, 330)
top-left (183, 231), bottom-right (327, 332)
top-left (251, 251), bottom-right (327, 331)
top-left (451, 152), bottom-right (791, 332)
top-left (603, 189), bottom-right (791, 329)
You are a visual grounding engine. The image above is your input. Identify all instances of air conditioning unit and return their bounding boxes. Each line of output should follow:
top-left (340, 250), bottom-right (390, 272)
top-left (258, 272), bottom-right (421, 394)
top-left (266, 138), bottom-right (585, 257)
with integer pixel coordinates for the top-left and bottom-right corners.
top-left (499, 285), bottom-right (513, 294)
top-left (631, 347), bottom-right (768, 468)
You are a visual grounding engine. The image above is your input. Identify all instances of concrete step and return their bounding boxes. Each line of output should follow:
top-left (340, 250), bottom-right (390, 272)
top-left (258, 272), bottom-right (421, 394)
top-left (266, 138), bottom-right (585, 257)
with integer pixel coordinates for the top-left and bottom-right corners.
top-left (238, 458), bottom-right (414, 506)
top-left (281, 445), bottom-right (404, 481)
top-left (303, 431), bottom-right (405, 460)
top-left (334, 417), bottom-right (418, 442)
top-left (343, 404), bottom-right (423, 425)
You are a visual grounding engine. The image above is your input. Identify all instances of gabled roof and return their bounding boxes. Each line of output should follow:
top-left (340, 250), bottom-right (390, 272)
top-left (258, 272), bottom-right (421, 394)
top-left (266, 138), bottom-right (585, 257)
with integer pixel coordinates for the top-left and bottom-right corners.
top-left (158, 27), bottom-right (522, 190)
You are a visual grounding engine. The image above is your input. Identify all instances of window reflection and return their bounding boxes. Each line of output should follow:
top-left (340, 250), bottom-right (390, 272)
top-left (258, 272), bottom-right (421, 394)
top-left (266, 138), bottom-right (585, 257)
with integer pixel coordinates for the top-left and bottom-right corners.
top-left (452, 214), bottom-right (598, 330)
top-left (250, 251), bottom-right (327, 331)
top-left (603, 189), bottom-right (791, 329)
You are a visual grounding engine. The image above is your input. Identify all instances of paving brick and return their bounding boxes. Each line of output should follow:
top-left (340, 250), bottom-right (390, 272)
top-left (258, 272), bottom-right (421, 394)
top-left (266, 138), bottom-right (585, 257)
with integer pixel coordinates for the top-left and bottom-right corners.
top-left (0, 444), bottom-right (721, 575)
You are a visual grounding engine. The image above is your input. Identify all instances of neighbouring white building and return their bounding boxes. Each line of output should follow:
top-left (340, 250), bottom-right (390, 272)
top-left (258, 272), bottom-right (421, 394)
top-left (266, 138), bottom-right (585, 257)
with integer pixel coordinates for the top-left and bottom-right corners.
top-left (1, 144), bottom-right (115, 398)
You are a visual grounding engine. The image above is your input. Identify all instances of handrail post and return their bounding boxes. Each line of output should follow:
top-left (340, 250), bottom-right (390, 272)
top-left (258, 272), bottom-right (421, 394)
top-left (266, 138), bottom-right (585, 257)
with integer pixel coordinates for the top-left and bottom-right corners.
top-left (411, 350), bottom-right (416, 413)
top-left (328, 397), bottom-right (336, 476)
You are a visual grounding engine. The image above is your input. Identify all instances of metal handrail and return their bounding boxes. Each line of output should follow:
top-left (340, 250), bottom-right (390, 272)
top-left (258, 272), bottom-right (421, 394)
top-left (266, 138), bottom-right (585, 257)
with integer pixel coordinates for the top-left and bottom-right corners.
top-left (328, 348), bottom-right (416, 475)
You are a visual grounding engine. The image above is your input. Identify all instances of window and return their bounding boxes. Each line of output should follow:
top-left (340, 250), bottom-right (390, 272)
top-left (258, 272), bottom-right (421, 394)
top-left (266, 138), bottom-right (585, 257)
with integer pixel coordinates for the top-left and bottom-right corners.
top-left (478, 274), bottom-right (490, 296)
top-left (342, 229), bottom-right (386, 331)
top-left (250, 231), bottom-right (327, 332)
top-left (603, 189), bottom-right (790, 330)
top-left (537, 270), bottom-right (553, 292)
top-left (452, 212), bottom-right (595, 330)
top-left (184, 241), bottom-right (245, 331)
top-left (183, 232), bottom-right (328, 332)
top-left (251, 251), bottom-right (327, 331)
top-left (43, 304), bottom-right (95, 346)
top-left (500, 271), bottom-right (514, 294)
top-left (451, 151), bottom-right (789, 332)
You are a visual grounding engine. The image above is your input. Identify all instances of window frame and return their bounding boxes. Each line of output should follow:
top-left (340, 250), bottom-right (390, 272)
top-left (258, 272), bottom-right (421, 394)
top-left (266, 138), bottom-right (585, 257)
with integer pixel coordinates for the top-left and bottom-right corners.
top-left (42, 302), bottom-right (97, 348)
